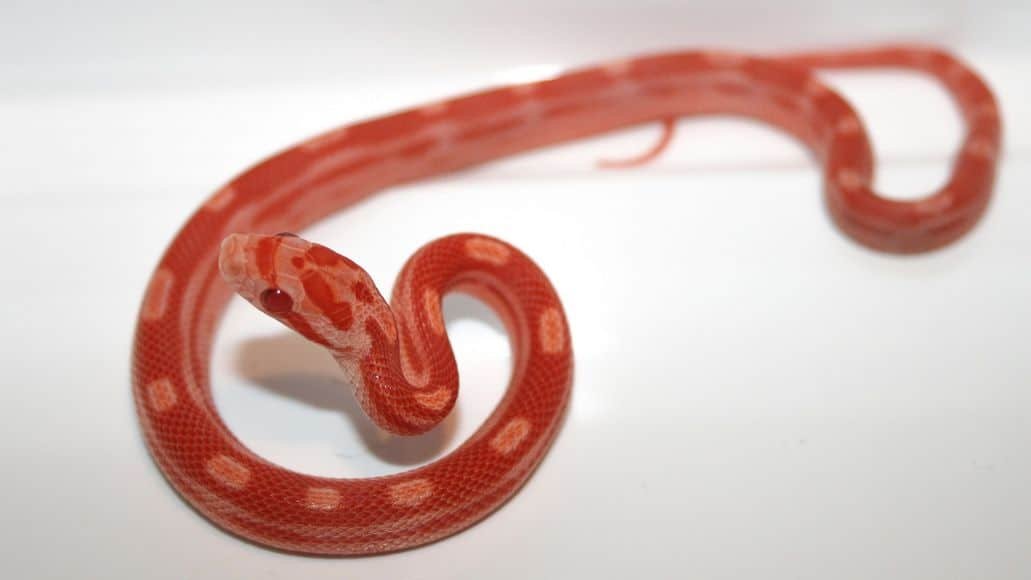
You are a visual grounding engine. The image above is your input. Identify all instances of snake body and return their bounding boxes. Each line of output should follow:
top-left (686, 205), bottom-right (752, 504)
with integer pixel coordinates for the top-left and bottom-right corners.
top-left (132, 46), bottom-right (1001, 555)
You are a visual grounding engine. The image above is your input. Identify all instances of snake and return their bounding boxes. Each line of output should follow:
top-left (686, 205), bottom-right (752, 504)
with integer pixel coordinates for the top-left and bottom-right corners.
top-left (132, 45), bottom-right (1001, 555)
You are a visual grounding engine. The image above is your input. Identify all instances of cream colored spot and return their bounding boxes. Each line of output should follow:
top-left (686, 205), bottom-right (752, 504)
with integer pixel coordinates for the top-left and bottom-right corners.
top-left (538, 307), bottom-right (566, 354)
top-left (965, 137), bottom-right (996, 160)
top-left (206, 455), bottom-right (250, 490)
top-left (141, 268), bottom-right (174, 321)
top-left (465, 237), bottom-right (511, 265)
top-left (419, 101), bottom-right (449, 117)
top-left (204, 186), bottom-right (236, 212)
top-left (413, 386), bottom-right (452, 412)
top-left (916, 191), bottom-right (954, 214)
top-left (837, 168), bottom-right (865, 191)
top-left (490, 417), bottom-right (532, 455)
top-left (602, 59), bottom-right (632, 78)
top-left (423, 288), bottom-right (445, 335)
top-left (147, 377), bottom-right (178, 412)
top-left (306, 487), bottom-right (341, 510)
top-left (390, 479), bottom-right (433, 507)
top-left (836, 116), bottom-right (861, 135)
top-left (512, 83), bottom-right (538, 97)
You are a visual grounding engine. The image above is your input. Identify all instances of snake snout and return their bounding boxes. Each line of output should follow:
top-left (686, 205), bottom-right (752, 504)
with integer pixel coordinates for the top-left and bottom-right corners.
top-left (218, 233), bottom-right (249, 285)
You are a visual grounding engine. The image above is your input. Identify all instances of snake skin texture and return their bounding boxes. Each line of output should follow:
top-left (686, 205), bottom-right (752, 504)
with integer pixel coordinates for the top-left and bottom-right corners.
top-left (132, 46), bottom-right (1001, 555)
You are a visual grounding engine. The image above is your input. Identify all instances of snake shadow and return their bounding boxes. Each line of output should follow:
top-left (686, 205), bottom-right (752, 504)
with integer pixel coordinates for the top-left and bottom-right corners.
top-left (233, 293), bottom-right (506, 466)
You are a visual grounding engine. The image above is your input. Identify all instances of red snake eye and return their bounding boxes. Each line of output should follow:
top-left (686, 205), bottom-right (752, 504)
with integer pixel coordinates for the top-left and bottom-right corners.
top-left (259, 288), bottom-right (294, 313)
top-left (276, 232), bottom-right (298, 238)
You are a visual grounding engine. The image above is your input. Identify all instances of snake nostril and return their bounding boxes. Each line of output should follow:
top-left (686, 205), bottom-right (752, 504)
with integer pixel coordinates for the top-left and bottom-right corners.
top-left (260, 288), bottom-right (294, 313)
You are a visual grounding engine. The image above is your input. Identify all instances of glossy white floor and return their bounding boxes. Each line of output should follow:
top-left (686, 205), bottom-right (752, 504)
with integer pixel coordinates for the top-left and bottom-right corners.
top-left (2, 2), bottom-right (1030, 578)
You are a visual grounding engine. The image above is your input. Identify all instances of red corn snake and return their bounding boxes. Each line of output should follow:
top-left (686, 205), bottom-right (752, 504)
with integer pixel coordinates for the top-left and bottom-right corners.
top-left (132, 45), bottom-right (1001, 555)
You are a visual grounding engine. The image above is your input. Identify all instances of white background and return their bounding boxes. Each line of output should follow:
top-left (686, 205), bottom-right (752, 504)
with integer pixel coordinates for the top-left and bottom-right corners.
top-left (2, 1), bottom-right (1030, 578)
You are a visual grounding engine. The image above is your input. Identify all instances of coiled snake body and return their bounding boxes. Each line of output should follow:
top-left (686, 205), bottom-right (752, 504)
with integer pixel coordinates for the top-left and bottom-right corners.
top-left (132, 46), bottom-right (1001, 554)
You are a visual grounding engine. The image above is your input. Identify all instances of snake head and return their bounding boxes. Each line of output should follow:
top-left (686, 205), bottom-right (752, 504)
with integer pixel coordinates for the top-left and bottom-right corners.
top-left (218, 232), bottom-right (396, 358)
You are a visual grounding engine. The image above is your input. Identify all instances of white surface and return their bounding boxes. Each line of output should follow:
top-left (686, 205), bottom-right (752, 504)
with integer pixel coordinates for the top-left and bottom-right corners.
top-left (2, 2), bottom-right (1030, 579)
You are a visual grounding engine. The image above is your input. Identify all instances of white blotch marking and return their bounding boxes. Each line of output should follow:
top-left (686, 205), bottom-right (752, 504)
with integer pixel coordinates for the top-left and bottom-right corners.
top-left (837, 168), bottom-right (866, 191)
top-left (419, 101), bottom-right (449, 117)
top-left (836, 116), bottom-right (861, 135)
top-left (602, 59), bottom-right (632, 78)
top-left (306, 487), bottom-right (341, 510)
top-left (413, 386), bottom-right (452, 412)
top-left (516, 100), bottom-right (547, 126)
top-left (203, 186), bottom-right (236, 212)
top-left (965, 137), bottom-right (996, 160)
top-left (538, 307), bottom-right (566, 354)
top-left (423, 123), bottom-right (458, 152)
top-left (206, 455), bottom-right (251, 490)
top-left (490, 417), bottom-right (532, 455)
top-left (465, 237), bottom-right (511, 265)
top-left (142, 268), bottom-right (174, 321)
top-left (390, 479), bottom-right (434, 507)
top-left (916, 191), bottom-right (954, 214)
top-left (423, 288), bottom-right (445, 335)
top-left (147, 377), bottom-right (178, 412)
top-left (512, 83), bottom-right (538, 98)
